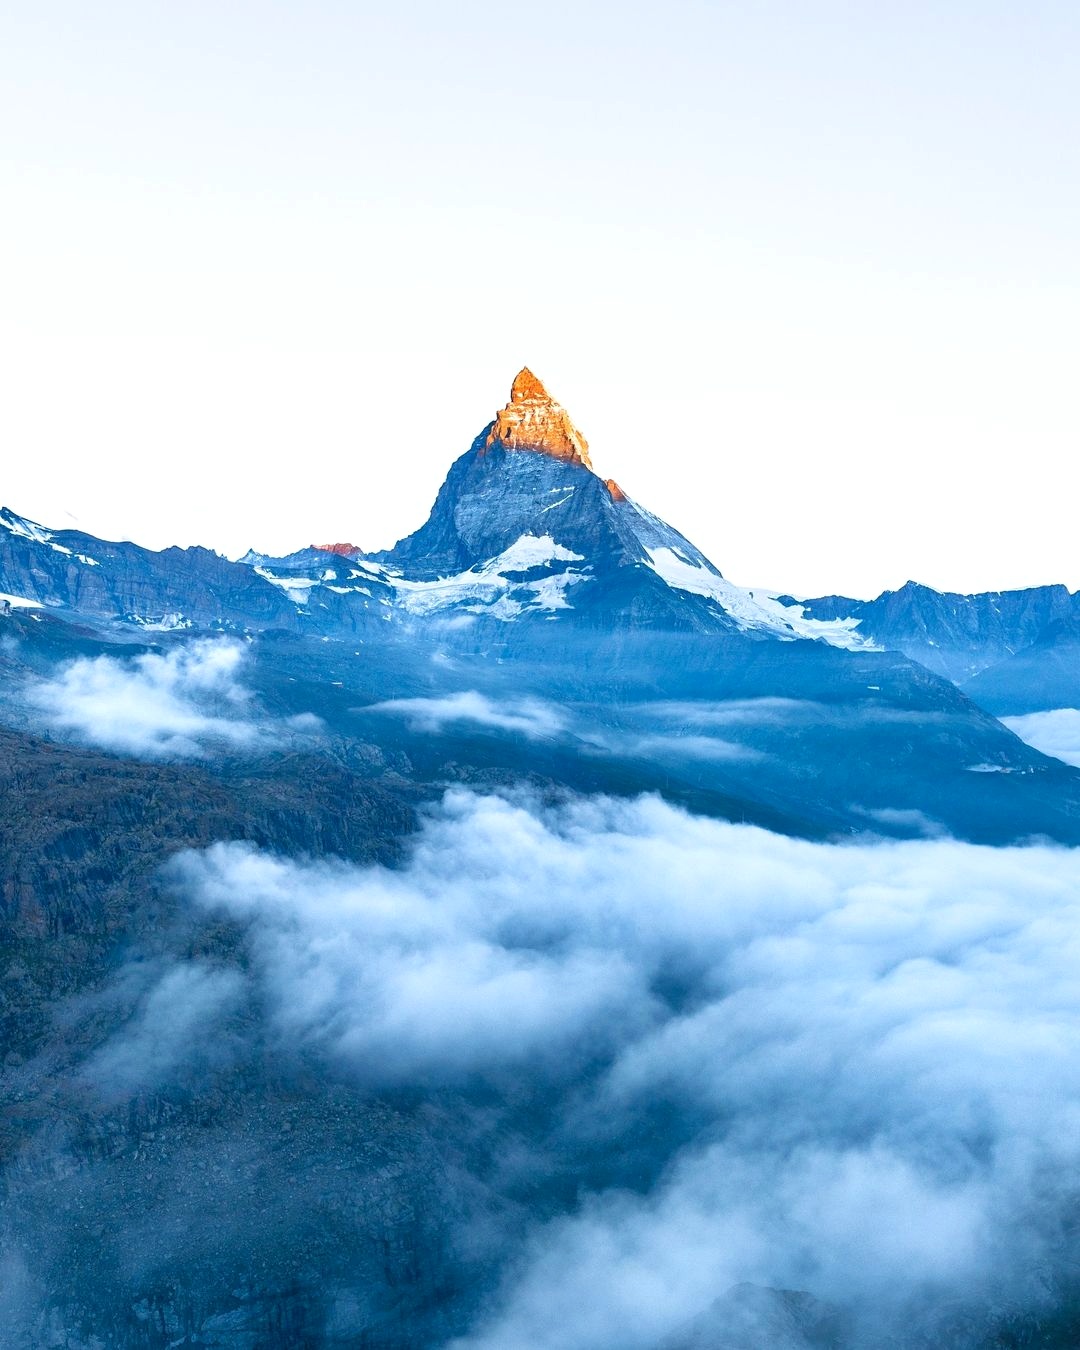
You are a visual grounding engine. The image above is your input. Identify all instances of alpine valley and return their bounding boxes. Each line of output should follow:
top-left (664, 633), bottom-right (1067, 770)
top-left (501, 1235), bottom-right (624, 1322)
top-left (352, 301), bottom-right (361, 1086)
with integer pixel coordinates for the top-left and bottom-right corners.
top-left (4, 371), bottom-right (1080, 1349)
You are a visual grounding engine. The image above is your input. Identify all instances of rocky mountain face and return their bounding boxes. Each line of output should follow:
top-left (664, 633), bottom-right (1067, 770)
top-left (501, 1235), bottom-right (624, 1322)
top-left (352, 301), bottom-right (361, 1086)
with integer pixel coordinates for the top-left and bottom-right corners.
top-left (0, 507), bottom-right (299, 632)
top-left (789, 580), bottom-right (1080, 707)
top-left (483, 366), bottom-right (593, 466)
top-left (963, 613), bottom-right (1080, 714)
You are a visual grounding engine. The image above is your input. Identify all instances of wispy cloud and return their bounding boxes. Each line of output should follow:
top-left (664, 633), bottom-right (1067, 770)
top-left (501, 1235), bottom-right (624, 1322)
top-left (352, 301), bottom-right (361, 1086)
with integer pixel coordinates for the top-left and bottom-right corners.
top-left (365, 690), bottom-right (567, 739)
top-left (583, 730), bottom-right (761, 763)
top-left (365, 690), bottom-right (763, 761)
top-left (83, 963), bottom-right (243, 1096)
top-left (852, 805), bottom-right (946, 837)
top-left (643, 697), bottom-right (827, 727)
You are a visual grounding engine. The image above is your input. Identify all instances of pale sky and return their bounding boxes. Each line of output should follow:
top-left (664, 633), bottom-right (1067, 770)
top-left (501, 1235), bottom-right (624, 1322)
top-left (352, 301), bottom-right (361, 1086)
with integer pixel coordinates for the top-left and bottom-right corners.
top-left (2, 2), bottom-right (1078, 599)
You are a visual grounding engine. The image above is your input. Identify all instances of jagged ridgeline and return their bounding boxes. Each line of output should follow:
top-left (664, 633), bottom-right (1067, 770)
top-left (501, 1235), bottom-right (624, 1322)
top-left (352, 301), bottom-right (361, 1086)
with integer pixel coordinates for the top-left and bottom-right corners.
top-left (1, 370), bottom-right (868, 640)
top-left (4, 369), bottom-right (1079, 690)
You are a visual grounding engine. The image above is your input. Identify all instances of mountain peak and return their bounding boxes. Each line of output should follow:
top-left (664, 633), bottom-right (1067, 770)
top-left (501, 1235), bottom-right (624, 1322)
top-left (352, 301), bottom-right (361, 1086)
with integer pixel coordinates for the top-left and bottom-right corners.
top-left (510, 367), bottom-right (548, 402)
top-left (485, 369), bottom-right (592, 469)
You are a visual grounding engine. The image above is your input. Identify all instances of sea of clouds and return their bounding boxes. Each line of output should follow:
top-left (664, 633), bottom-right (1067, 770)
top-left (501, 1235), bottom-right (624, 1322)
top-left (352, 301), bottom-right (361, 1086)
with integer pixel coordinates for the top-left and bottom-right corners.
top-left (11, 638), bottom-right (1080, 1342)
top-left (149, 787), bottom-right (1080, 1348)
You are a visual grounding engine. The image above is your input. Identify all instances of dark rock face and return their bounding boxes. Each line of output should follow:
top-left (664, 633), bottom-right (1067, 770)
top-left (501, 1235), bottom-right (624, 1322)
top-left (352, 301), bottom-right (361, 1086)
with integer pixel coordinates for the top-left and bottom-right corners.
top-left (377, 432), bottom-right (602, 575)
top-left (964, 613), bottom-right (1080, 714)
top-left (0, 507), bottom-right (300, 631)
top-left (376, 430), bottom-right (723, 586)
top-left (359, 426), bottom-right (758, 635)
top-left (795, 581), bottom-right (1079, 684)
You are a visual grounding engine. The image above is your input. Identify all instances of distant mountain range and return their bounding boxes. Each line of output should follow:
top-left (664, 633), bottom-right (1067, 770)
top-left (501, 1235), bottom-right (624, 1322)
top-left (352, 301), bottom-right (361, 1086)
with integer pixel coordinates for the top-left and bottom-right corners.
top-left (0, 368), bottom-right (1076, 854)
top-left (4, 368), bottom-right (1077, 714)
top-left (786, 581), bottom-right (1080, 692)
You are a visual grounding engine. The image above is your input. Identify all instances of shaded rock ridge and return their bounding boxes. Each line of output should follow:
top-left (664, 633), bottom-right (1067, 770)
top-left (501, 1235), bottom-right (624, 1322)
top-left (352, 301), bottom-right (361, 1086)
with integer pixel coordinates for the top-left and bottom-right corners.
top-left (0, 506), bottom-right (299, 632)
top-left (792, 580), bottom-right (1080, 688)
top-left (6, 368), bottom-right (1080, 687)
top-left (484, 367), bottom-right (593, 468)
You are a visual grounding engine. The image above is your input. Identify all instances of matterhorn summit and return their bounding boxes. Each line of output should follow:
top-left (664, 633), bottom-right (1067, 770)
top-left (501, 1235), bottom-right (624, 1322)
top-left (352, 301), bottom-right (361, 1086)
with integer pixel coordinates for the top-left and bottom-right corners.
top-left (337, 368), bottom-right (863, 643)
top-left (484, 368), bottom-right (593, 468)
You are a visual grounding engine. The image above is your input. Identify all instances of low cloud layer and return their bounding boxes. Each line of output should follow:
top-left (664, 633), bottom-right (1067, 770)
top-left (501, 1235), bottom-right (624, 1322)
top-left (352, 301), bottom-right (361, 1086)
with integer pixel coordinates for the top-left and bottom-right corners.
top-left (642, 697), bottom-right (826, 726)
top-left (25, 639), bottom-right (319, 758)
top-left (366, 690), bottom-right (768, 761)
top-left (165, 790), bottom-right (1080, 1348)
top-left (363, 691), bottom-right (973, 782)
top-left (584, 730), bottom-right (761, 763)
top-left (367, 690), bottom-right (567, 739)
top-left (1004, 708), bottom-right (1080, 767)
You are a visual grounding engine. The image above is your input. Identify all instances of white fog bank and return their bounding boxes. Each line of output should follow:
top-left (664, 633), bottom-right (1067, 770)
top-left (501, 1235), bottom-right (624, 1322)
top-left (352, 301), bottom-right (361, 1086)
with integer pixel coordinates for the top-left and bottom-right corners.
top-left (161, 790), bottom-right (1080, 1348)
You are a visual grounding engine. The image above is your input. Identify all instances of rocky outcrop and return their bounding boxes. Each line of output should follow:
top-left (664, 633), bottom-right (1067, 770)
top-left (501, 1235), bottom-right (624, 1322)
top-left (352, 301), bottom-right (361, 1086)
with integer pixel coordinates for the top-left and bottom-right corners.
top-left (313, 542), bottom-right (362, 557)
top-left (484, 368), bottom-right (593, 467)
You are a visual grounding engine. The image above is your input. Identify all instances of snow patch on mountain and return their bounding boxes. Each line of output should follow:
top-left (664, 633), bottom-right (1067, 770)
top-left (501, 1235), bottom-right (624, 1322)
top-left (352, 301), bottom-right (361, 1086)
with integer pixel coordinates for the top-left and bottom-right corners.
top-left (540, 488), bottom-right (576, 513)
top-left (491, 535), bottom-right (584, 570)
top-left (524, 573), bottom-right (586, 612)
top-left (1, 509), bottom-right (74, 558)
top-left (1, 509), bottom-right (104, 570)
top-left (752, 592), bottom-right (875, 651)
top-left (128, 612), bottom-right (193, 632)
top-left (643, 547), bottom-right (873, 649)
top-left (253, 567), bottom-right (319, 603)
top-left (391, 534), bottom-right (589, 620)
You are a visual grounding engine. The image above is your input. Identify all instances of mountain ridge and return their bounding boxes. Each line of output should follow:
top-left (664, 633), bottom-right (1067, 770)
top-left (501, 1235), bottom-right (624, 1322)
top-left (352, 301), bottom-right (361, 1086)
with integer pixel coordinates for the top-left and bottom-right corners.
top-left (3, 371), bottom-right (1078, 706)
top-left (789, 579), bottom-right (1080, 695)
top-left (1, 374), bottom-right (866, 646)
